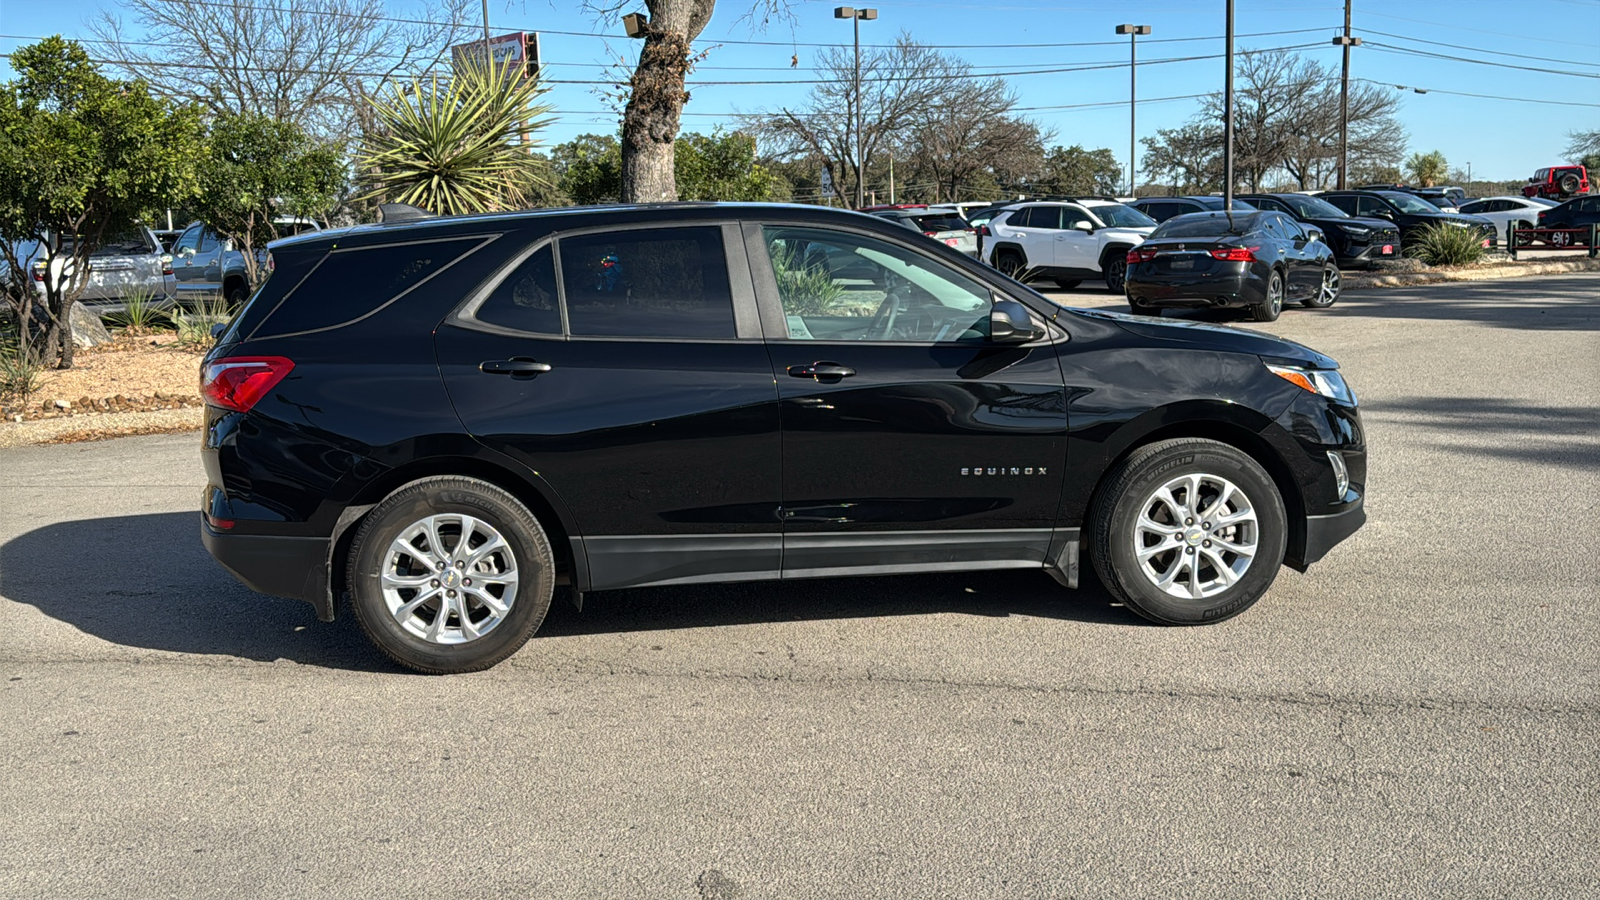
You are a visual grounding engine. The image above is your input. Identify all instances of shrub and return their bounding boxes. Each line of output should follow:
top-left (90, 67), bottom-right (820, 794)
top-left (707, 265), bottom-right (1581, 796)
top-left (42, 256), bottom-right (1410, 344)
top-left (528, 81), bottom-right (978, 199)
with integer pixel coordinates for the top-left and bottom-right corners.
top-left (107, 288), bottom-right (169, 335)
top-left (0, 337), bottom-right (44, 399)
top-left (173, 295), bottom-right (232, 350)
top-left (769, 241), bottom-right (846, 315)
top-left (1407, 223), bottom-right (1487, 267)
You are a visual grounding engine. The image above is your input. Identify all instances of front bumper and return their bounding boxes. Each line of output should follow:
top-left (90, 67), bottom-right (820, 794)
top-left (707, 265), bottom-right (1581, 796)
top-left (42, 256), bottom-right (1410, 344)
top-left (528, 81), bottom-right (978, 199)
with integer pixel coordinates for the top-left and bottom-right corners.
top-left (1299, 494), bottom-right (1366, 568)
top-left (202, 519), bottom-right (335, 620)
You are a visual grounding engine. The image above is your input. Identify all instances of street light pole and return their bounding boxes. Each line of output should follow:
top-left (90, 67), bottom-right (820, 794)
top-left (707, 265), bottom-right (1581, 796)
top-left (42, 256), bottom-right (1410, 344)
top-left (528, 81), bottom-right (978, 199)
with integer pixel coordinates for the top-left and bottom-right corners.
top-left (835, 7), bottom-right (877, 210)
top-left (1223, 0), bottom-right (1234, 208)
top-left (1116, 25), bottom-right (1151, 199)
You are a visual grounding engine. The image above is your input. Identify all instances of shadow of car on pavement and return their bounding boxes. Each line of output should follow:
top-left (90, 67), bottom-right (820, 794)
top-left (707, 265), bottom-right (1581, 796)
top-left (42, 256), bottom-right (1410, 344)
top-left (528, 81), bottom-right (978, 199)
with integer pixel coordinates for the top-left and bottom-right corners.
top-left (1, 511), bottom-right (1146, 671)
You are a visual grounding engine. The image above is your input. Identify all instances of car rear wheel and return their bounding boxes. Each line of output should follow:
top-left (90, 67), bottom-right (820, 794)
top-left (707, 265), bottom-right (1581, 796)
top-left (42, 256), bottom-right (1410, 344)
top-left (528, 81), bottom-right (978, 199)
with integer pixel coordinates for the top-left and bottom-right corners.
top-left (1088, 438), bottom-right (1287, 625)
top-left (1550, 230), bottom-right (1574, 248)
top-left (1302, 265), bottom-right (1340, 308)
top-left (1250, 270), bottom-right (1284, 321)
top-left (348, 475), bottom-right (554, 674)
top-left (995, 250), bottom-right (1026, 279)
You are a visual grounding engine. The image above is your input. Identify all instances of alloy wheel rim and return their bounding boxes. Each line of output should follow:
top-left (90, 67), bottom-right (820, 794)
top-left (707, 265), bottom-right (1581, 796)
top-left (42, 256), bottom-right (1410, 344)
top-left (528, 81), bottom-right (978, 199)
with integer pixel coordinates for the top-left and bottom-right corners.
top-left (1322, 267), bottom-right (1340, 303)
top-left (1269, 276), bottom-right (1283, 313)
top-left (1108, 260), bottom-right (1125, 290)
top-left (1132, 472), bottom-right (1259, 600)
top-left (382, 513), bottom-right (518, 644)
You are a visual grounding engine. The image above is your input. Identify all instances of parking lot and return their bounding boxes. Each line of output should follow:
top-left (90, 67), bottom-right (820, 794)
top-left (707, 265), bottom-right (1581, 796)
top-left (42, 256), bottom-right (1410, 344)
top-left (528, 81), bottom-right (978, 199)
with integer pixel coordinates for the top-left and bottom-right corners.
top-left (2, 274), bottom-right (1597, 897)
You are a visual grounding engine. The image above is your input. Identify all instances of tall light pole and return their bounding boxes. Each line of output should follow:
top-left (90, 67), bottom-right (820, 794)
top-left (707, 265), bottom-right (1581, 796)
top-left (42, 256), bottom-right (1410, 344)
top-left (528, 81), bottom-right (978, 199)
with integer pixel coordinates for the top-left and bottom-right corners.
top-left (1223, 0), bottom-right (1235, 208)
top-left (1332, 0), bottom-right (1361, 189)
top-left (835, 7), bottom-right (877, 210)
top-left (1115, 25), bottom-right (1151, 199)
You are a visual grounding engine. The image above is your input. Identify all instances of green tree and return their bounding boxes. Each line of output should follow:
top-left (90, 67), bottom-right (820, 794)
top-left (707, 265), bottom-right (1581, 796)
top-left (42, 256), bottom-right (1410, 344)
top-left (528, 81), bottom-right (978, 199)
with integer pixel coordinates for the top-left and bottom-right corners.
top-left (359, 55), bottom-right (555, 215)
top-left (552, 134), bottom-right (623, 205)
top-left (675, 130), bottom-right (789, 201)
top-left (194, 113), bottom-right (344, 291)
top-left (1035, 145), bottom-right (1122, 196)
top-left (0, 37), bottom-right (203, 368)
top-left (1405, 150), bottom-right (1449, 187)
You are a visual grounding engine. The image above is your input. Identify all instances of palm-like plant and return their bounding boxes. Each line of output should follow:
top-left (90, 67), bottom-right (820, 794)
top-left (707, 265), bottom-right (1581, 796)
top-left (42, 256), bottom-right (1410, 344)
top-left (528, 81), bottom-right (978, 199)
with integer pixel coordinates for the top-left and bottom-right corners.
top-left (360, 55), bottom-right (556, 215)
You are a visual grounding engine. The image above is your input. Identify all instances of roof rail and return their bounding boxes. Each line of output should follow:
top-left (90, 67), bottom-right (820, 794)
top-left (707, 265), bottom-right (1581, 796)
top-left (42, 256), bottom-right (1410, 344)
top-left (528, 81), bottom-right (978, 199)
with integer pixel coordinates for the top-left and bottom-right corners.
top-left (379, 203), bottom-right (433, 223)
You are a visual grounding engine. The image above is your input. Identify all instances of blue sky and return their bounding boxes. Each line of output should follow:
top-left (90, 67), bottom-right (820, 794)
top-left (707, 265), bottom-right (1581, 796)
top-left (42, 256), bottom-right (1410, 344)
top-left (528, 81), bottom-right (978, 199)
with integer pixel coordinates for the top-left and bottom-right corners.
top-left (3, 0), bottom-right (1598, 179)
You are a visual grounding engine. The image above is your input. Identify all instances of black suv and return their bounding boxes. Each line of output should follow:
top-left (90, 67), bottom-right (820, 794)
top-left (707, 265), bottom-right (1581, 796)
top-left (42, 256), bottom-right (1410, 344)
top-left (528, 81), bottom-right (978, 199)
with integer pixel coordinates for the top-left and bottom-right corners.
top-left (201, 203), bottom-right (1367, 673)
top-left (1319, 190), bottom-right (1496, 250)
top-left (1237, 193), bottom-right (1401, 269)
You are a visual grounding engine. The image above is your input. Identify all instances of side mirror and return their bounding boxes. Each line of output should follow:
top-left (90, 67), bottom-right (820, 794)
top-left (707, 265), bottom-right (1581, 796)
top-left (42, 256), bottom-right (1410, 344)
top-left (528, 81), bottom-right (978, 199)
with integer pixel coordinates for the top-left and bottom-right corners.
top-left (177, 247), bottom-right (195, 258)
top-left (1071, 220), bottom-right (1094, 233)
top-left (1306, 228), bottom-right (1323, 242)
top-left (223, 239), bottom-right (236, 252)
top-left (990, 298), bottom-right (1045, 344)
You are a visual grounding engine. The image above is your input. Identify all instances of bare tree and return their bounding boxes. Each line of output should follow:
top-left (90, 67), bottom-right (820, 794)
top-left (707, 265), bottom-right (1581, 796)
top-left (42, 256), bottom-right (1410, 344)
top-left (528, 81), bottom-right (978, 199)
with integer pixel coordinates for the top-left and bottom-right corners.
top-left (1141, 123), bottom-right (1224, 194)
top-left (904, 78), bottom-right (1045, 203)
top-left (750, 36), bottom-right (1020, 206)
top-left (89, 0), bottom-right (475, 141)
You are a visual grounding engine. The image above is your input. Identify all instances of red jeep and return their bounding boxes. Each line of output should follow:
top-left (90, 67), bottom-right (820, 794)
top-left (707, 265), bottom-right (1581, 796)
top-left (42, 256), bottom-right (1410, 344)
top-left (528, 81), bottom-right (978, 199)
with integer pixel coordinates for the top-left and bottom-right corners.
top-left (1523, 165), bottom-right (1590, 200)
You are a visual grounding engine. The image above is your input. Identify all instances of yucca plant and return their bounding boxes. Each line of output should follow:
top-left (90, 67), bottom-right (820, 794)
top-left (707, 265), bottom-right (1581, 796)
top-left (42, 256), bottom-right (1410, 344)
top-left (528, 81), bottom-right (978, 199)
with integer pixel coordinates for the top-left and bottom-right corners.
top-left (107, 288), bottom-right (169, 335)
top-left (768, 241), bottom-right (846, 315)
top-left (1407, 223), bottom-right (1487, 267)
top-left (0, 337), bottom-right (44, 399)
top-left (359, 54), bottom-right (556, 215)
top-left (173, 295), bottom-right (232, 350)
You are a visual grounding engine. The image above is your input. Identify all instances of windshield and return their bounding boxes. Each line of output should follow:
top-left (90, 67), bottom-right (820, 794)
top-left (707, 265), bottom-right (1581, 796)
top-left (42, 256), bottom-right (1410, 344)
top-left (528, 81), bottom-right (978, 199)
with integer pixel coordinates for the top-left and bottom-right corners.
top-left (1150, 213), bottom-right (1258, 238)
top-left (1279, 194), bottom-right (1349, 219)
top-left (1091, 204), bottom-right (1157, 228)
top-left (1386, 193), bottom-right (1442, 214)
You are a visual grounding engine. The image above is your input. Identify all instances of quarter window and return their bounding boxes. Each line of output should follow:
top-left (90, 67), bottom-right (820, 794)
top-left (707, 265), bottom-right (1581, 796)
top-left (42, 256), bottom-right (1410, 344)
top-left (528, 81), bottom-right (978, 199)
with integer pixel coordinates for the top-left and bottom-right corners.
top-left (257, 237), bottom-right (480, 336)
top-left (559, 227), bottom-right (736, 339)
top-left (475, 244), bottom-right (561, 334)
top-left (765, 226), bottom-right (994, 343)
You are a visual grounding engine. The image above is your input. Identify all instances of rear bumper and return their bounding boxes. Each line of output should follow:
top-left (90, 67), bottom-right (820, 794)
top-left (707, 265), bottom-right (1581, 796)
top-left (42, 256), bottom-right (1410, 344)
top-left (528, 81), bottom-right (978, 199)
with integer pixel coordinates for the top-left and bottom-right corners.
top-left (202, 519), bottom-right (334, 621)
top-left (1125, 269), bottom-right (1261, 308)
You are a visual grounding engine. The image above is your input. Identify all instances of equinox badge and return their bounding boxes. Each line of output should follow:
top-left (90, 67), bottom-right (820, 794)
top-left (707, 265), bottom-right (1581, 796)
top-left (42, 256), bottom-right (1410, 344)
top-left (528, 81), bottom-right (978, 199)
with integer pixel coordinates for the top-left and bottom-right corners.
top-left (962, 467), bottom-right (1047, 476)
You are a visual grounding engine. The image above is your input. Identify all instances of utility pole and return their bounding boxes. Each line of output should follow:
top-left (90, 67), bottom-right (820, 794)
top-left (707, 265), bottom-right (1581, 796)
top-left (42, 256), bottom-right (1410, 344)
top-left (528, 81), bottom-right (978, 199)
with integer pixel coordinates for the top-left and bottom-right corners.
top-left (888, 148), bottom-right (895, 204)
top-left (1333, 0), bottom-right (1362, 189)
top-left (1223, 0), bottom-right (1234, 208)
top-left (482, 0), bottom-right (491, 53)
top-left (835, 7), bottom-right (878, 210)
top-left (1116, 25), bottom-right (1152, 198)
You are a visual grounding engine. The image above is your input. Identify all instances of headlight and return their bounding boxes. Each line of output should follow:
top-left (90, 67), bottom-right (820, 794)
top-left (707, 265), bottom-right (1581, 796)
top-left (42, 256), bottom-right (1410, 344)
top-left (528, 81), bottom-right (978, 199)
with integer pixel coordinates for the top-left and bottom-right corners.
top-left (1265, 363), bottom-right (1357, 405)
top-left (1338, 223), bottom-right (1372, 236)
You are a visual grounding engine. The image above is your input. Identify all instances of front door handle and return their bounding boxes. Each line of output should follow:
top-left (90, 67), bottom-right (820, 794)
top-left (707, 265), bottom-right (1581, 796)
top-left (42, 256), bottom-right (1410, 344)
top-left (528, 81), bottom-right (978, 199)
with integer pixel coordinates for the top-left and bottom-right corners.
top-left (788, 362), bottom-right (855, 380)
top-left (480, 358), bottom-right (553, 376)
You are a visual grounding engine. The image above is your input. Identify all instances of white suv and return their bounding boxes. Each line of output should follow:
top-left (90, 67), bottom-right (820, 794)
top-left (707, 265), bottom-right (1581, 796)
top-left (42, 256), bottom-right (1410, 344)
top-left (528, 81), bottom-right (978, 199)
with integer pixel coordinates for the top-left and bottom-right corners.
top-left (983, 199), bottom-right (1157, 292)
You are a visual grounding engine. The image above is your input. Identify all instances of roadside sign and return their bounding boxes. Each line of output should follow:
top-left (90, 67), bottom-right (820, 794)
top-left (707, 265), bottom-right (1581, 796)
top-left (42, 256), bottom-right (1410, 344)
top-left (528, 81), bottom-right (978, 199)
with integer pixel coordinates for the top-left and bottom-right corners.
top-left (451, 32), bottom-right (541, 81)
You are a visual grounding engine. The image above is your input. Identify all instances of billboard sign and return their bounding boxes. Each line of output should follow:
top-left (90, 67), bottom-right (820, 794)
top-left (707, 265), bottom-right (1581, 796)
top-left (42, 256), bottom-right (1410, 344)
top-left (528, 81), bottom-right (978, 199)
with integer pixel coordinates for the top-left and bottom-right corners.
top-left (450, 32), bottom-right (539, 80)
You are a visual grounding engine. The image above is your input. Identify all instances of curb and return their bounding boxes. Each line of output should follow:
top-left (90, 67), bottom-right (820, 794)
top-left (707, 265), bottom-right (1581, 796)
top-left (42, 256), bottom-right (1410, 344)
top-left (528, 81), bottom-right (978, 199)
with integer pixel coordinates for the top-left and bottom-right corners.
top-left (1343, 257), bottom-right (1600, 290)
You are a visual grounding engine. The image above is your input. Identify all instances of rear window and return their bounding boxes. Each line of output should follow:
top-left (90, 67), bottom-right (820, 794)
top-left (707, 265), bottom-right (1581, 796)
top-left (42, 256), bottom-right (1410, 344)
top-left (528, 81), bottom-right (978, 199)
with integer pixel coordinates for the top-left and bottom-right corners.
top-left (1151, 213), bottom-right (1259, 238)
top-left (251, 237), bottom-right (482, 337)
top-left (912, 215), bottom-right (969, 232)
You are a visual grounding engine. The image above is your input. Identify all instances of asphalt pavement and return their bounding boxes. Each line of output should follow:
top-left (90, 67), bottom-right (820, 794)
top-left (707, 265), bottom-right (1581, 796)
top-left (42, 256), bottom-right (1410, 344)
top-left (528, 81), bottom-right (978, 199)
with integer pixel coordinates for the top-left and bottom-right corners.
top-left (2, 274), bottom-right (1597, 898)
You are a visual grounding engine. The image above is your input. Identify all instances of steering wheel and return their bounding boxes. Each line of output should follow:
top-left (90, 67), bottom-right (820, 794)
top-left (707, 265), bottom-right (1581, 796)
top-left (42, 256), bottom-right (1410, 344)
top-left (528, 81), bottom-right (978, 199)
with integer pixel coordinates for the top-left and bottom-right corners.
top-left (866, 289), bottom-right (902, 340)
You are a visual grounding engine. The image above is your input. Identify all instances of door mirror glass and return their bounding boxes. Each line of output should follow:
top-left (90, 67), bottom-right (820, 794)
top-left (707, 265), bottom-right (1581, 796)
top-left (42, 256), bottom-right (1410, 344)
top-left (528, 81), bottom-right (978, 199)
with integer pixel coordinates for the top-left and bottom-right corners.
top-left (989, 298), bottom-right (1044, 343)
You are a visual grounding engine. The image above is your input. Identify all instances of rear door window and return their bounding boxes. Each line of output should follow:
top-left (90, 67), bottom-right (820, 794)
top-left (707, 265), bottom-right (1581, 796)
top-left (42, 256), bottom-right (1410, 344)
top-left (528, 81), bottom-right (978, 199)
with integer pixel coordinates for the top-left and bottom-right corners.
top-left (558, 226), bottom-right (736, 339)
top-left (474, 244), bottom-right (561, 334)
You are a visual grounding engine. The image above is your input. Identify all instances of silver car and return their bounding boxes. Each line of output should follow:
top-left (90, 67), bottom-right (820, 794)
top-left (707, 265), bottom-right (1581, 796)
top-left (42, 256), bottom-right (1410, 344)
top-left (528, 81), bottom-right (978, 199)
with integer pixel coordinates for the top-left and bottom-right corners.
top-left (866, 207), bottom-right (980, 257)
top-left (30, 227), bottom-right (176, 316)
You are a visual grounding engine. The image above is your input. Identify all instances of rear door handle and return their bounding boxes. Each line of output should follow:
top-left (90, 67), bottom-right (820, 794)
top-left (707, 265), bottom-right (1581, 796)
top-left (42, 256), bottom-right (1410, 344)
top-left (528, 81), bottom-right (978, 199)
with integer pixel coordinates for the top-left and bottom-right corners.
top-left (480, 358), bottom-right (552, 376)
top-left (788, 362), bottom-right (855, 380)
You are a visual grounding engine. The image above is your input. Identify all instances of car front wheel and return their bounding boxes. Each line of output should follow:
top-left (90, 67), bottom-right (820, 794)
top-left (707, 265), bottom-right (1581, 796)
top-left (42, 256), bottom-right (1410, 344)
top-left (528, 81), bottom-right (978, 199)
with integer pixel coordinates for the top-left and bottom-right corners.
top-left (1302, 265), bottom-right (1340, 308)
top-left (1089, 438), bottom-right (1288, 625)
top-left (348, 476), bottom-right (555, 674)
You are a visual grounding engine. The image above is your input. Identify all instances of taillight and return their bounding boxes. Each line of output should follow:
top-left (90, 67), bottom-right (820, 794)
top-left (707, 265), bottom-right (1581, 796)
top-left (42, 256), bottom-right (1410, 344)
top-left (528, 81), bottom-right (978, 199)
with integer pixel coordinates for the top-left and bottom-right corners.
top-left (201, 356), bottom-right (294, 413)
top-left (1209, 246), bottom-right (1260, 262)
top-left (923, 231), bottom-right (939, 237)
top-left (977, 225), bottom-right (991, 237)
top-left (162, 266), bottom-right (174, 276)
top-left (30, 268), bottom-right (43, 282)
top-left (1127, 247), bottom-right (1158, 263)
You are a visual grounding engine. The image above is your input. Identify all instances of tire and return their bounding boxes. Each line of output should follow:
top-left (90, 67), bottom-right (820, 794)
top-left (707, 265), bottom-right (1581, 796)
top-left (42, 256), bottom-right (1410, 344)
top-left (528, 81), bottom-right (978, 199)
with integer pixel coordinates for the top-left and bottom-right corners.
top-left (1559, 173), bottom-right (1580, 196)
top-left (1250, 270), bottom-right (1284, 322)
top-left (1055, 278), bottom-right (1082, 290)
top-left (1102, 255), bottom-right (1128, 293)
top-left (995, 250), bottom-right (1026, 280)
top-left (1301, 265), bottom-right (1340, 309)
top-left (347, 475), bottom-right (555, 674)
top-left (1550, 229), bottom-right (1574, 248)
top-left (1088, 438), bottom-right (1288, 625)
top-left (224, 281), bottom-right (249, 307)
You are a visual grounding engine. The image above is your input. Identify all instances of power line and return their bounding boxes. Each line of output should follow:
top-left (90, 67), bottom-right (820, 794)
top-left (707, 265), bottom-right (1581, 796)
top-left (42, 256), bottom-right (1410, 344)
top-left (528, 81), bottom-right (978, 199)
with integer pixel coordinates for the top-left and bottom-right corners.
top-left (1357, 8), bottom-right (1600, 50)
top-left (1359, 29), bottom-right (1600, 69)
top-left (1353, 77), bottom-right (1600, 109)
top-left (1362, 41), bottom-right (1600, 80)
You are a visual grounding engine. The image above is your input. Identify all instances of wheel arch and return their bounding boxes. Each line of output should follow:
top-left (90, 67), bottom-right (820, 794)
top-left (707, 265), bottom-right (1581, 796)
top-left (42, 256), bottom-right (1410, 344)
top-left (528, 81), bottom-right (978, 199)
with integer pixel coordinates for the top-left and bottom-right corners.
top-left (326, 451), bottom-right (586, 619)
top-left (989, 241), bottom-right (1028, 266)
top-left (1098, 242), bottom-right (1135, 269)
top-left (1081, 403), bottom-right (1308, 569)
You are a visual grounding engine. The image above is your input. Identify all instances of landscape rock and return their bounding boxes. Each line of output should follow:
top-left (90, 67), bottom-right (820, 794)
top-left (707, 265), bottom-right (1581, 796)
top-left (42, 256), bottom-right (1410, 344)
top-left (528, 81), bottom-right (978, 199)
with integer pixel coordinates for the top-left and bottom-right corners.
top-left (68, 303), bottom-right (113, 349)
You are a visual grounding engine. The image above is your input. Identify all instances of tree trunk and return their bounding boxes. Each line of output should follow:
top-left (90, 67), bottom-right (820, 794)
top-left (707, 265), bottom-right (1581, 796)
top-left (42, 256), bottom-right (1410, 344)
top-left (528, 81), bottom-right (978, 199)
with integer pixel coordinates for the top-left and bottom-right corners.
top-left (620, 1), bottom-right (714, 203)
